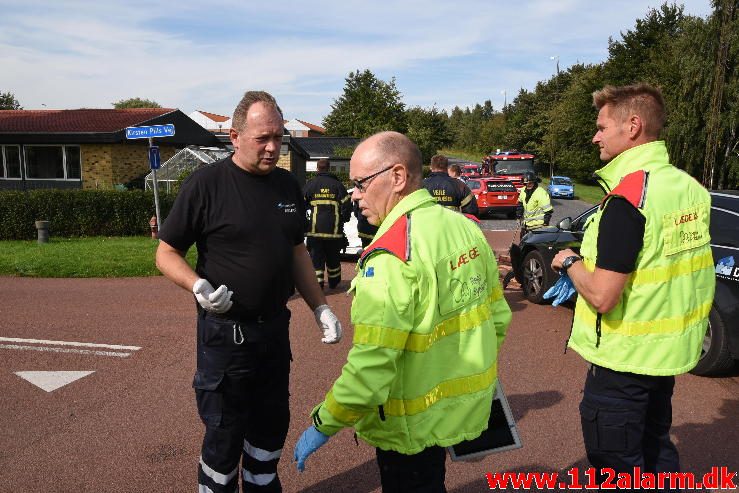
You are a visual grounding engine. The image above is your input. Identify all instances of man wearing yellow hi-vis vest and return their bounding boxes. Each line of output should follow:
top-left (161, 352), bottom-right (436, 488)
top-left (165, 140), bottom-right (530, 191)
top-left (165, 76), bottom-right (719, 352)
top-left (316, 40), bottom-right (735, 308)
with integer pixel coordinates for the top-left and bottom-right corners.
top-left (293, 131), bottom-right (512, 492)
top-left (516, 171), bottom-right (553, 237)
top-left (552, 84), bottom-right (715, 485)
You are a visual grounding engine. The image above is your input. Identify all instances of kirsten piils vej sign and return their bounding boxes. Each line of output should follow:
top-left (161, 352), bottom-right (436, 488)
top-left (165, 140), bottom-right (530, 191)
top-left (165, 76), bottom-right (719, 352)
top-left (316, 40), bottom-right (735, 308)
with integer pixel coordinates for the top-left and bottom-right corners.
top-left (125, 124), bottom-right (175, 139)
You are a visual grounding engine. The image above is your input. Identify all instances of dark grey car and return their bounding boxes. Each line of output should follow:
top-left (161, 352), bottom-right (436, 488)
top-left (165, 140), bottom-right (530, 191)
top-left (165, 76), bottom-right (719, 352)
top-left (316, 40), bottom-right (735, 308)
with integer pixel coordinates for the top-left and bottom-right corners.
top-left (509, 191), bottom-right (739, 376)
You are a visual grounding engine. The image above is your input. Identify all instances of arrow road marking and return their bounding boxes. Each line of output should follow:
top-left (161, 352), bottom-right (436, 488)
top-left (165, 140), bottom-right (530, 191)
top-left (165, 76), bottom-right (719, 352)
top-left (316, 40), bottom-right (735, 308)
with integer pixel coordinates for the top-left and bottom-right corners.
top-left (0, 337), bottom-right (140, 358)
top-left (15, 371), bottom-right (95, 392)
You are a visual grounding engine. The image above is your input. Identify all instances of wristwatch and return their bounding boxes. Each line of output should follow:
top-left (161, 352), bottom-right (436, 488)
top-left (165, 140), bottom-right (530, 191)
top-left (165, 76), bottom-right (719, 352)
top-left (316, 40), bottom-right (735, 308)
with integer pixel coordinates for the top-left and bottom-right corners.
top-left (561, 255), bottom-right (582, 273)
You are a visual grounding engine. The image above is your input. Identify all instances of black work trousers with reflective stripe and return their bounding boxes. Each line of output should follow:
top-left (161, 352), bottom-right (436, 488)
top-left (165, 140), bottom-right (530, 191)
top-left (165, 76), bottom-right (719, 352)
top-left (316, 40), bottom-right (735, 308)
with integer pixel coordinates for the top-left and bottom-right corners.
top-left (375, 446), bottom-right (447, 493)
top-left (306, 237), bottom-right (343, 288)
top-left (579, 364), bottom-right (679, 492)
top-left (194, 309), bottom-right (291, 493)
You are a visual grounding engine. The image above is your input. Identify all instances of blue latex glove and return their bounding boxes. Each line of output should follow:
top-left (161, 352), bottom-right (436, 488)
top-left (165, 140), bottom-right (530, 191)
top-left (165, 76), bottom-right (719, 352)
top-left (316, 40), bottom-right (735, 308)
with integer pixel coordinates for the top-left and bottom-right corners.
top-left (543, 274), bottom-right (577, 307)
top-left (293, 425), bottom-right (330, 472)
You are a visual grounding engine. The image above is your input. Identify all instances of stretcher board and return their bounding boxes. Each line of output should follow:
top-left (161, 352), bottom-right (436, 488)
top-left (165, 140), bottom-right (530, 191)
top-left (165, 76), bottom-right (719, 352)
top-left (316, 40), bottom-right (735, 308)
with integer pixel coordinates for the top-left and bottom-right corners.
top-left (447, 380), bottom-right (522, 461)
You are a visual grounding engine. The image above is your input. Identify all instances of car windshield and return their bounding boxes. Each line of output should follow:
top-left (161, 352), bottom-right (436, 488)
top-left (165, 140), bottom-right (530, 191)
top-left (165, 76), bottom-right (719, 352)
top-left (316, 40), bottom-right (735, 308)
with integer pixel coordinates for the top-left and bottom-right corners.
top-left (570, 206), bottom-right (598, 231)
top-left (467, 180), bottom-right (481, 191)
top-left (551, 178), bottom-right (572, 185)
top-left (493, 159), bottom-right (534, 175)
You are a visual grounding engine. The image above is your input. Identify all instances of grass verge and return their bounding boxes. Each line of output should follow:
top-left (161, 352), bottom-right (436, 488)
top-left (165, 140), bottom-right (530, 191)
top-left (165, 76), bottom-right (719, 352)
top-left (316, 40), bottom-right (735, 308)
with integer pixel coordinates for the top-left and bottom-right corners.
top-left (0, 236), bottom-right (196, 277)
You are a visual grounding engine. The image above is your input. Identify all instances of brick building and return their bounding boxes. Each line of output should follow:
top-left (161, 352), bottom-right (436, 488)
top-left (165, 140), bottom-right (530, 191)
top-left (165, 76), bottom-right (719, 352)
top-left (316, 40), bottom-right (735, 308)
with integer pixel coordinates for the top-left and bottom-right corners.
top-left (0, 108), bottom-right (221, 190)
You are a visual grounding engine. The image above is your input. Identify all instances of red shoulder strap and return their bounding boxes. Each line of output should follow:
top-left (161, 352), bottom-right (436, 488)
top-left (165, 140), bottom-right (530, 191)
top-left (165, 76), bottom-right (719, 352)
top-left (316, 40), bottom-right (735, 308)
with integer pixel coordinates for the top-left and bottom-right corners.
top-left (358, 214), bottom-right (410, 268)
top-left (601, 170), bottom-right (649, 209)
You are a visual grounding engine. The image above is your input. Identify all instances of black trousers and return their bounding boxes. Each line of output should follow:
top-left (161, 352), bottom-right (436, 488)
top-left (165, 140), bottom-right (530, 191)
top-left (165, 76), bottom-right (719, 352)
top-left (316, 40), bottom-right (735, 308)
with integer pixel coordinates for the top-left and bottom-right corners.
top-left (580, 364), bottom-right (679, 492)
top-left (194, 310), bottom-right (292, 493)
top-left (375, 446), bottom-right (447, 493)
top-left (306, 237), bottom-right (343, 288)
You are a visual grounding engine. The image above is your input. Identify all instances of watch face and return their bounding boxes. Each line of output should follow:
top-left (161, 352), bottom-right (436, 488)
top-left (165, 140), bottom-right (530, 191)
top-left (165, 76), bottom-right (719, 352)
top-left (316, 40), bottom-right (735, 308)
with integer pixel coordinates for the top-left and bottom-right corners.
top-left (563, 256), bottom-right (578, 270)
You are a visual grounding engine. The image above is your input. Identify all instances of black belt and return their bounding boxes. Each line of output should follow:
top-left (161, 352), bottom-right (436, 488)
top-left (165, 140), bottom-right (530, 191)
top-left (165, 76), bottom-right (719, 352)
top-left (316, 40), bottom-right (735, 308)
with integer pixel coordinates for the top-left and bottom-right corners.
top-left (197, 304), bottom-right (284, 324)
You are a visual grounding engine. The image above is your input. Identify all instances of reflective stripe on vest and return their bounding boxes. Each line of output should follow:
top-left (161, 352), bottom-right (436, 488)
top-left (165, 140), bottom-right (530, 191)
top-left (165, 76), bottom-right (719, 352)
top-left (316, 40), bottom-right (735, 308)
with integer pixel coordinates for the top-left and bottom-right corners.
top-left (324, 362), bottom-right (497, 422)
top-left (352, 287), bottom-right (503, 352)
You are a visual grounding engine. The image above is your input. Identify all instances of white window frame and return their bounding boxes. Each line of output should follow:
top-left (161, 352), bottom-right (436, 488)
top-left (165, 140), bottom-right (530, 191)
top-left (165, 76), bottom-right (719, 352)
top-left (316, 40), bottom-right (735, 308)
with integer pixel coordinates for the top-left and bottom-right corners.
top-left (23, 144), bottom-right (81, 181)
top-left (1, 145), bottom-right (22, 180)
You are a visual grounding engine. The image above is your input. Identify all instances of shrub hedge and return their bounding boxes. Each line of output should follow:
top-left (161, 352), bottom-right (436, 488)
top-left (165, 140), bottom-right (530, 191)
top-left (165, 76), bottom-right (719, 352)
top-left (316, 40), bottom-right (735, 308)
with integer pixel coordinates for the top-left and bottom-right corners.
top-left (0, 189), bottom-right (176, 240)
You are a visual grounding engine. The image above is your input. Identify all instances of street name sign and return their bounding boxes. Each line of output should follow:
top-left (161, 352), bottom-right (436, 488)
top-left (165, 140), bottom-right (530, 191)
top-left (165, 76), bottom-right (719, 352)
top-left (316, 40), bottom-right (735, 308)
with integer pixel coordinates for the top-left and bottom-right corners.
top-left (125, 124), bottom-right (175, 139)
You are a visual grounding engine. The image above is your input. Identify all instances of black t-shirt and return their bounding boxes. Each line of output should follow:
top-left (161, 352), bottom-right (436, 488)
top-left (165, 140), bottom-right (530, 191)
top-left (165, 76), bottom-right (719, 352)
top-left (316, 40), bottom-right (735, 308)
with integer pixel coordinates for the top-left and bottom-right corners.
top-left (596, 197), bottom-right (646, 273)
top-left (159, 157), bottom-right (306, 318)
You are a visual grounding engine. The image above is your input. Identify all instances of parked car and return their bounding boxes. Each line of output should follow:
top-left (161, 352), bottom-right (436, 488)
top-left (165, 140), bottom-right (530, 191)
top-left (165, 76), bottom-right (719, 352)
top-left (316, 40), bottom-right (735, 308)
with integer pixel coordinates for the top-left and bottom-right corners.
top-left (547, 175), bottom-right (575, 199)
top-left (695, 190), bottom-right (739, 376)
top-left (509, 204), bottom-right (597, 304)
top-left (461, 163), bottom-right (483, 179)
top-left (509, 190), bottom-right (739, 376)
top-left (467, 177), bottom-right (519, 218)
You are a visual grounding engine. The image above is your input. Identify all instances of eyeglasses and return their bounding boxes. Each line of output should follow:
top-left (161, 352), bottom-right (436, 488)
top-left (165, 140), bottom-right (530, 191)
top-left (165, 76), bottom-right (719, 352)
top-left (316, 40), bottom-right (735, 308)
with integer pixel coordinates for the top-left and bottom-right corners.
top-left (351, 165), bottom-right (394, 192)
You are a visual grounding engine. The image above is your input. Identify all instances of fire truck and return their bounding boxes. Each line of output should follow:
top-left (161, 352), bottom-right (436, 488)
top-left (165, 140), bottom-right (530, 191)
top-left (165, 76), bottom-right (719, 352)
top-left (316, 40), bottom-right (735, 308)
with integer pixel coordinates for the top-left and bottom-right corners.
top-left (483, 150), bottom-right (536, 187)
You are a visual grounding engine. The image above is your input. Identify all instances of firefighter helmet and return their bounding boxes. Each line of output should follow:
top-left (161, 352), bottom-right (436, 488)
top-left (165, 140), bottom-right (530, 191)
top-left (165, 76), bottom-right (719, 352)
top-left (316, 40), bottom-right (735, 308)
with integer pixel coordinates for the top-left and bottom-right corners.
top-left (522, 171), bottom-right (538, 184)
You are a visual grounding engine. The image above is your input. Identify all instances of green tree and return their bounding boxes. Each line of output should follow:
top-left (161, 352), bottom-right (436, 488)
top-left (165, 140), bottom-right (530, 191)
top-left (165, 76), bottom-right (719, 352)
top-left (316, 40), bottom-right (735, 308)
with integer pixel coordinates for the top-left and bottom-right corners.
top-left (604, 3), bottom-right (686, 85)
top-left (112, 97), bottom-right (162, 109)
top-left (323, 70), bottom-right (406, 137)
top-left (0, 91), bottom-right (22, 110)
top-left (405, 106), bottom-right (451, 164)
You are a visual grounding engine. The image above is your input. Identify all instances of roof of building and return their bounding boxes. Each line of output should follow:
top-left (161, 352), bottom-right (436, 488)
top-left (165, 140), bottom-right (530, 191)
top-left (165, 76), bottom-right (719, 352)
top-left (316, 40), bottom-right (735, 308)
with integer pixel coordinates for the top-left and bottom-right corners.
top-left (294, 137), bottom-right (359, 159)
top-left (296, 119), bottom-right (326, 134)
top-left (194, 110), bottom-right (230, 123)
top-left (0, 108), bottom-right (176, 133)
top-left (0, 109), bottom-right (221, 147)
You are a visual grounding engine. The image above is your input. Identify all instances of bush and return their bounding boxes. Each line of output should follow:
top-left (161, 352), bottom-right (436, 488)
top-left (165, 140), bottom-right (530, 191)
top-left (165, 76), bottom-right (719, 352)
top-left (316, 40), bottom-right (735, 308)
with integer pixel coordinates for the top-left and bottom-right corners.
top-left (0, 189), bottom-right (176, 240)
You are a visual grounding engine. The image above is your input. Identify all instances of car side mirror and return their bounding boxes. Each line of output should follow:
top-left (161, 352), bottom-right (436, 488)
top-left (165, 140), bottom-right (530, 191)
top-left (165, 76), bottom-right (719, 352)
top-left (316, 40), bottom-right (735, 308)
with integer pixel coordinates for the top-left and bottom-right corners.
top-left (558, 217), bottom-right (572, 230)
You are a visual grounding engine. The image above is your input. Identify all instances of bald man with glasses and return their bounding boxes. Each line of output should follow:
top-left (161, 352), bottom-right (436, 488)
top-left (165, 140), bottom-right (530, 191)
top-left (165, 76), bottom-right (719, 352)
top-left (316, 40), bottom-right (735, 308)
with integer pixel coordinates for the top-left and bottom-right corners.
top-left (294, 131), bottom-right (511, 492)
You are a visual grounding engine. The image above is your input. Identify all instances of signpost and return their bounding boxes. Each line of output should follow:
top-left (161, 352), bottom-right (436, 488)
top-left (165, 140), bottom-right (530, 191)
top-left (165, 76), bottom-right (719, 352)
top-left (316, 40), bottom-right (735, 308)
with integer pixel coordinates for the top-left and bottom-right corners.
top-left (125, 125), bottom-right (175, 230)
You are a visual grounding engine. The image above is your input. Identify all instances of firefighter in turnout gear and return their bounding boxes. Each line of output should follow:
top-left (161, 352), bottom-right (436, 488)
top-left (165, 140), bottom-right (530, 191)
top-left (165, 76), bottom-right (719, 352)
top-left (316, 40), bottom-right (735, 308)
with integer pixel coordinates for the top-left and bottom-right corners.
top-left (516, 171), bottom-right (553, 238)
top-left (423, 154), bottom-right (479, 216)
top-left (304, 159), bottom-right (352, 289)
top-left (353, 199), bottom-right (378, 248)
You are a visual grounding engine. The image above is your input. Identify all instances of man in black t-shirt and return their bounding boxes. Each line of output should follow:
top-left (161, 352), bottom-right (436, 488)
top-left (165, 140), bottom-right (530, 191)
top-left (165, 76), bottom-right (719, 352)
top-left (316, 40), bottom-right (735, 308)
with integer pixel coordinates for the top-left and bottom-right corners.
top-left (156, 91), bottom-right (343, 493)
top-left (423, 154), bottom-right (478, 216)
top-left (304, 158), bottom-right (351, 289)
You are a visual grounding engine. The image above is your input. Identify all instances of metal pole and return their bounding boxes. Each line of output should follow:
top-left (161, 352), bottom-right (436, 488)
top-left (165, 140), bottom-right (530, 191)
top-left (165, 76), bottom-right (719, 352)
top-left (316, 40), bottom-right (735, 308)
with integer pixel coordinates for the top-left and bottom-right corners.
top-left (150, 137), bottom-right (162, 229)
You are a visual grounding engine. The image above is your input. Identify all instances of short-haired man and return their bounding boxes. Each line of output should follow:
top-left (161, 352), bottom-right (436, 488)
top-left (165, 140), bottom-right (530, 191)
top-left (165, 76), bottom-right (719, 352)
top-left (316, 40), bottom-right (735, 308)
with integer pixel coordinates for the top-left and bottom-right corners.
top-left (424, 154), bottom-right (479, 216)
top-left (293, 132), bottom-right (511, 492)
top-left (304, 158), bottom-right (351, 289)
top-left (156, 91), bottom-right (343, 493)
top-left (447, 163), bottom-right (465, 182)
top-left (552, 84), bottom-right (714, 484)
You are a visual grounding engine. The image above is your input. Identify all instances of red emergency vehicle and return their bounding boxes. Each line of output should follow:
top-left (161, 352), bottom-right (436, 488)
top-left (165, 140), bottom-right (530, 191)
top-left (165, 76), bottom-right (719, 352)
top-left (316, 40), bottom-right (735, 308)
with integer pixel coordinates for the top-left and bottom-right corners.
top-left (484, 150), bottom-right (536, 188)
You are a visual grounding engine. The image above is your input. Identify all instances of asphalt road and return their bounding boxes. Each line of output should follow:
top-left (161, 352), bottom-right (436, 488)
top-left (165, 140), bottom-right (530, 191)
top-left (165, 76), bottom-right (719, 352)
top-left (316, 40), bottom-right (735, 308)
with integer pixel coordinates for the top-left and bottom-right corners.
top-left (478, 197), bottom-right (593, 232)
top-left (1, 233), bottom-right (737, 492)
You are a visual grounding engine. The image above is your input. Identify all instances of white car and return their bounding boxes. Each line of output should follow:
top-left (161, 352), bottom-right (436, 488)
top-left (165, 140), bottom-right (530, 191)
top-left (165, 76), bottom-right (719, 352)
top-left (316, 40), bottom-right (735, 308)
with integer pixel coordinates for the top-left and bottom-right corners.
top-left (340, 213), bottom-right (363, 258)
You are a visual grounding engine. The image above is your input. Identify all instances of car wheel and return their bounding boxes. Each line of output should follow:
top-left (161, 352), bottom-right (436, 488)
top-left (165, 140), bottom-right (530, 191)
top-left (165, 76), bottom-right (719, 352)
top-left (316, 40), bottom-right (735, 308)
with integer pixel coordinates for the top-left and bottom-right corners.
top-left (690, 306), bottom-right (734, 376)
top-left (522, 250), bottom-right (554, 304)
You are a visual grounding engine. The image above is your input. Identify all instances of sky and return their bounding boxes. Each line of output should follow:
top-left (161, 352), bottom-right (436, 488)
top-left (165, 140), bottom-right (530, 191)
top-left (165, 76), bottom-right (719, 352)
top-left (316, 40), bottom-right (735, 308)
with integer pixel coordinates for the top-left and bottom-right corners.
top-left (1, 1), bottom-right (714, 126)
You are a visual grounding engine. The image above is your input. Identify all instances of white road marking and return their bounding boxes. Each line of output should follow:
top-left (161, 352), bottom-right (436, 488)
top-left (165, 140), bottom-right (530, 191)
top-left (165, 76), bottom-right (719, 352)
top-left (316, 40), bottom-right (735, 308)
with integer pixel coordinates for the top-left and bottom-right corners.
top-left (0, 337), bottom-right (140, 351)
top-left (0, 344), bottom-right (131, 358)
top-left (15, 371), bottom-right (95, 392)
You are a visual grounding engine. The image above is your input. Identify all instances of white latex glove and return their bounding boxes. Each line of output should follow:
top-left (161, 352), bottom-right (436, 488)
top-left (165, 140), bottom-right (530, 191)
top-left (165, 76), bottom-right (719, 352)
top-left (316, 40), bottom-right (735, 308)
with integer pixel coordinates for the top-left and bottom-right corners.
top-left (192, 278), bottom-right (233, 314)
top-left (313, 304), bottom-right (342, 344)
